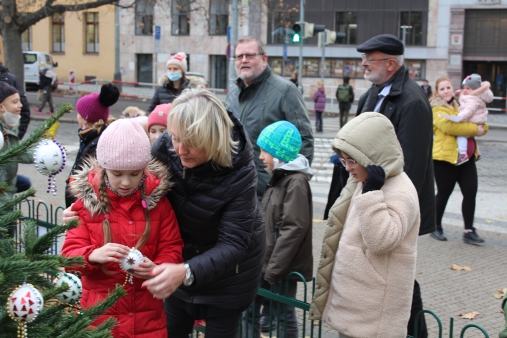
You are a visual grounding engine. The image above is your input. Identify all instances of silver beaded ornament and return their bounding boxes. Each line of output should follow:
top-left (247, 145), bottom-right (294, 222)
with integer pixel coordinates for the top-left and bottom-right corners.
top-left (33, 139), bottom-right (66, 195)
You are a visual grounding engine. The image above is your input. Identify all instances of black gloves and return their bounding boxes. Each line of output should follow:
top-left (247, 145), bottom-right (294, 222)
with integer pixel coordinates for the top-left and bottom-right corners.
top-left (362, 165), bottom-right (386, 194)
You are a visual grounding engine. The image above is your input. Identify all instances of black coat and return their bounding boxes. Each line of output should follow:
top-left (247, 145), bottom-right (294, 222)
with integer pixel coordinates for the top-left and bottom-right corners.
top-left (357, 66), bottom-right (435, 236)
top-left (65, 125), bottom-right (107, 207)
top-left (151, 112), bottom-right (265, 310)
top-left (147, 78), bottom-right (190, 113)
top-left (0, 64), bottom-right (31, 139)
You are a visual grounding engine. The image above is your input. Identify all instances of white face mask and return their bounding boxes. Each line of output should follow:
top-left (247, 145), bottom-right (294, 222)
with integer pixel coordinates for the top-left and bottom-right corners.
top-left (2, 106), bottom-right (20, 126)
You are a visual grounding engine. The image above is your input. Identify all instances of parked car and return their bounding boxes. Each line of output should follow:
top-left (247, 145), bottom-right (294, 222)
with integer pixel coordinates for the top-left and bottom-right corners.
top-left (23, 51), bottom-right (59, 91)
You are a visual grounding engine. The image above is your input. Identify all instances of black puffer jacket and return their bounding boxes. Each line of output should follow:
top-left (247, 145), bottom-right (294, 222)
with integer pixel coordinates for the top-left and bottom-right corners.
top-left (65, 124), bottom-right (108, 207)
top-left (151, 112), bottom-right (265, 310)
top-left (147, 76), bottom-right (190, 113)
top-left (0, 63), bottom-right (31, 139)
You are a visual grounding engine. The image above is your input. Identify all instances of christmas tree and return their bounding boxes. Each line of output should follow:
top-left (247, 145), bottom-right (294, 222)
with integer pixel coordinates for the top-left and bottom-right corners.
top-left (0, 104), bottom-right (126, 338)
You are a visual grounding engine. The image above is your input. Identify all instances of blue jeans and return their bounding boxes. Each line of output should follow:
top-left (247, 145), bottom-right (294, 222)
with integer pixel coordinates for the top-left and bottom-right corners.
top-left (16, 175), bottom-right (31, 193)
top-left (243, 277), bottom-right (298, 338)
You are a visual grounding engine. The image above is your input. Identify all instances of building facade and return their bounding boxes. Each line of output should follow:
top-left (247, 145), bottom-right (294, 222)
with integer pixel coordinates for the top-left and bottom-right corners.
top-left (120, 0), bottom-right (507, 106)
top-left (0, 4), bottom-right (116, 84)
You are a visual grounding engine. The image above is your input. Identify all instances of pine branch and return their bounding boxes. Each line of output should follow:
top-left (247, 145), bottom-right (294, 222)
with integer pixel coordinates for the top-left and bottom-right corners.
top-left (0, 187), bottom-right (36, 214)
top-left (29, 219), bottom-right (79, 257)
top-left (0, 103), bottom-right (72, 164)
top-left (0, 209), bottom-right (22, 235)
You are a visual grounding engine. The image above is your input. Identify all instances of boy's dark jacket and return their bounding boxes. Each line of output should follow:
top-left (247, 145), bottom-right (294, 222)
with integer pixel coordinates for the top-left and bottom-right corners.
top-left (261, 155), bottom-right (313, 283)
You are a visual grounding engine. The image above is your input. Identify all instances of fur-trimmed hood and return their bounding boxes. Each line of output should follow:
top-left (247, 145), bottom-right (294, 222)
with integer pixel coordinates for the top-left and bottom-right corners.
top-left (430, 95), bottom-right (458, 109)
top-left (68, 157), bottom-right (172, 216)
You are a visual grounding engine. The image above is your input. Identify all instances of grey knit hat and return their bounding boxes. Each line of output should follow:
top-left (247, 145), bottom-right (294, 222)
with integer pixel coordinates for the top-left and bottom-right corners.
top-left (462, 74), bottom-right (481, 90)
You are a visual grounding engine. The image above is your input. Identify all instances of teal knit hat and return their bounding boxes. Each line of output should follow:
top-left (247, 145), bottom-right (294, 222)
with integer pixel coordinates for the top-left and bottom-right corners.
top-left (257, 121), bottom-right (302, 163)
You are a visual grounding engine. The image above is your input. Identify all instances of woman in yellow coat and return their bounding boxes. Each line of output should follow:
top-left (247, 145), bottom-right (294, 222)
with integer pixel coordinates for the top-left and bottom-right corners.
top-left (430, 76), bottom-right (488, 244)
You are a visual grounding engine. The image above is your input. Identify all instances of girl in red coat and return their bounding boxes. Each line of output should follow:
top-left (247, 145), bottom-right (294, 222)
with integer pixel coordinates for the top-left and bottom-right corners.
top-left (62, 119), bottom-right (184, 338)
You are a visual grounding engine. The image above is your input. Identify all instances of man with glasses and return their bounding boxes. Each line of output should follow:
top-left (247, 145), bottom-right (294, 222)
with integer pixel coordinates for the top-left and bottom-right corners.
top-left (225, 36), bottom-right (313, 200)
top-left (356, 34), bottom-right (434, 338)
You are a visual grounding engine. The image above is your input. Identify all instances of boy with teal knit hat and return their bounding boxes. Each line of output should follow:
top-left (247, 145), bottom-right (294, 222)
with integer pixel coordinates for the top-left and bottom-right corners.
top-left (245, 121), bottom-right (314, 338)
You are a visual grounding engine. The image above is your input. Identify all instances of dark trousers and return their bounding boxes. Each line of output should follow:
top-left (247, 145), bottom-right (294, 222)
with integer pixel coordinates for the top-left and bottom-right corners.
top-left (339, 108), bottom-right (350, 127)
top-left (164, 295), bottom-right (242, 338)
top-left (434, 159), bottom-right (478, 231)
top-left (407, 280), bottom-right (428, 338)
top-left (243, 277), bottom-right (298, 338)
top-left (39, 85), bottom-right (54, 113)
top-left (323, 163), bottom-right (348, 220)
top-left (315, 111), bottom-right (323, 132)
top-left (16, 175), bottom-right (31, 193)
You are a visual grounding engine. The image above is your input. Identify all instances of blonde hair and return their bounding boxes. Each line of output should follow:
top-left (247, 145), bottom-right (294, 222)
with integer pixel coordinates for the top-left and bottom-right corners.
top-left (168, 88), bottom-right (238, 168)
top-left (121, 106), bottom-right (146, 119)
top-left (98, 169), bottom-right (151, 250)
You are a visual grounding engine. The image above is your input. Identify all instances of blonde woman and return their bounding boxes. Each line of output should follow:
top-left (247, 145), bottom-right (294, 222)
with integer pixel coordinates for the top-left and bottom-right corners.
top-left (145, 88), bottom-right (265, 337)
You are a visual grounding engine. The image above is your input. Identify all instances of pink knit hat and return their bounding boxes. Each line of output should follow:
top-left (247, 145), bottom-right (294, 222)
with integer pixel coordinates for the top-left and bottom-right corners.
top-left (76, 83), bottom-right (120, 123)
top-left (148, 103), bottom-right (171, 130)
top-left (166, 52), bottom-right (187, 74)
top-left (96, 119), bottom-right (151, 170)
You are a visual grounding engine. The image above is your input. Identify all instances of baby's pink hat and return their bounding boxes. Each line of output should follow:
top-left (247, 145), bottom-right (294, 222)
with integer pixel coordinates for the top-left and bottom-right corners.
top-left (96, 119), bottom-right (151, 171)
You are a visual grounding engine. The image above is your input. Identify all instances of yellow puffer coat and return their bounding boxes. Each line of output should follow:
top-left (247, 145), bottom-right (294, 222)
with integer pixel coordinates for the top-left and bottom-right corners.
top-left (431, 96), bottom-right (488, 164)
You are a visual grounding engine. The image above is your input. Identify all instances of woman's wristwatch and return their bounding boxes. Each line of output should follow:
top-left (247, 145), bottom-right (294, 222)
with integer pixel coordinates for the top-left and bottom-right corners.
top-left (183, 263), bottom-right (194, 286)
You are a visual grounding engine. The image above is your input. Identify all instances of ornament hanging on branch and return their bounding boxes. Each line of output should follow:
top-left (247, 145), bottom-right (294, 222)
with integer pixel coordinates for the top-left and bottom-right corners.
top-left (33, 139), bottom-right (66, 195)
top-left (119, 248), bottom-right (143, 286)
top-left (53, 272), bottom-right (84, 318)
top-left (7, 283), bottom-right (44, 338)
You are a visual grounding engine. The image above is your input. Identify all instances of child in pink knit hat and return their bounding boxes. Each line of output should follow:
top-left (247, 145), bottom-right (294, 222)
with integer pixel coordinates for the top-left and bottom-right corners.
top-left (65, 83), bottom-right (121, 208)
top-left (62, 119), bottom-right (184, 338)
top-left (147, 103), bottom-right (171, 144)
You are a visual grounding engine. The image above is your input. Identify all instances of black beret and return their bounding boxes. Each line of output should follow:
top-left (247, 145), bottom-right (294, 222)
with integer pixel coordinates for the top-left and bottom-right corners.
top-left (356, 34), bottom-right (404, 55)
top-left (0, 81), bottom-right (18, 103)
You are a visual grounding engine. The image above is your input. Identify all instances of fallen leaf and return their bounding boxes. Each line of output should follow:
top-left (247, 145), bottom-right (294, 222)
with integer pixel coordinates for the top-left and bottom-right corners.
top-left (484, 219), bottom-right (495, 224)
top-left (51, 202), bottom-right (57, 206)
top-left (493, 288), bottom-right (507, 299)
top-left (451, 264), bottom-right (472, 271)
top-left (459, 311), bottom-right (479, 320)
top-left (497, 215), bottom-right (507, 219)
top-left (312, 219), bottom-right (325, 223)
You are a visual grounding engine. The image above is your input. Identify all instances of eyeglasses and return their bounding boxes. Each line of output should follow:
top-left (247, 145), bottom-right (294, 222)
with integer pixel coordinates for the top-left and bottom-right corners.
top-left (361, 54), bottom-right (392, 64)
top-left (339, 157), bottom-right (358, 168)
top-left (234, 53), bottom-right (264, 62)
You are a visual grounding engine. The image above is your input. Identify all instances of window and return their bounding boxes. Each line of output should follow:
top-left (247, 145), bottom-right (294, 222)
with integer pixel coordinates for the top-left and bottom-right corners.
top-left (52, 13), bottom-right (65, 53)
top-left (399, 12), bottom-right (423, 46)
top-left (270, 11), bottom-right (298, 44)
top-left (135, 0), bottom-right (154, 35)
top-left (21, 26), bottom-right (32, 51)
top-left (172, 0), bottom-right (190, 35)
top-left (336, 12), bottom-right (357, 45)
top-left (405, 60), bottom-right (423, 80)
top-left (85, 12), bottom-right (99, 53)
top-left (209, 0), bottom-right (228, 35)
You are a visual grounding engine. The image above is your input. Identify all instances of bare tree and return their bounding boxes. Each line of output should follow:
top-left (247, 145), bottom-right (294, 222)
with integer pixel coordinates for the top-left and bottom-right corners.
top-left (0, 0), bottom-right (134, 80)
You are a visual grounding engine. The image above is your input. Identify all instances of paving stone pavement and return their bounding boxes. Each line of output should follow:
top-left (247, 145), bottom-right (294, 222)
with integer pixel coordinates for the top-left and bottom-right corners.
top-left (18, 115), bottom-right (507, 338)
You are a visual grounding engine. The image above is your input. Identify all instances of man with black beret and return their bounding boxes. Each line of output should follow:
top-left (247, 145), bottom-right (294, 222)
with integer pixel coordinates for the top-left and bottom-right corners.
top-left (356, 33), bottom-right (434, 338)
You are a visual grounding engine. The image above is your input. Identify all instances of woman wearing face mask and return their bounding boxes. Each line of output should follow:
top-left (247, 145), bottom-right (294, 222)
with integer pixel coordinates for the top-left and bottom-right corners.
top-left (0, 82), bottom-right (36, 203)
top-left (147, 52), bottom-right (190, 114)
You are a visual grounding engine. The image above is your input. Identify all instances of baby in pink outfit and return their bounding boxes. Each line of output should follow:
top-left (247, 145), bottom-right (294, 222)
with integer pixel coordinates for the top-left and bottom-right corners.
top-left (442, 73), bottom-right (493, 165)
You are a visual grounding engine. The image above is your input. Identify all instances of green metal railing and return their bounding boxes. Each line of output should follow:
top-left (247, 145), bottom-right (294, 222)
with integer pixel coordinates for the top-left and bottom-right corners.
top-left (16, 201), bottom-right (491, 338)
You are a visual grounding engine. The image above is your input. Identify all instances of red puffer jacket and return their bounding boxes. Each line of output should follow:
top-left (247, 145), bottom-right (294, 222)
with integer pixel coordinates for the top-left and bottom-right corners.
top-left (62, 159), bottom-right (183, 338)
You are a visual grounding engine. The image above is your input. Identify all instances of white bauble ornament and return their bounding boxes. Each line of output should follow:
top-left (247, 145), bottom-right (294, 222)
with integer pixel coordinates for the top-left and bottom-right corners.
top-left (33, 139), bottom-right (66, 195)
top-left (0, 133), bottom-right (4, 150)
top-left (8, 283), bottom-right (44, 323)
top-left (53, 272), bottom-right (82, 304)
top-left (120, 248), bottom-right (144, 274)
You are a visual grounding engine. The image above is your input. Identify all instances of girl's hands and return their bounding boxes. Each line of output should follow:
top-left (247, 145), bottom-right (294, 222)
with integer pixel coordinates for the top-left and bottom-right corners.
top-left (133, 257), bottom-right (156, 280)
top-left (142, 263), bottom-right (186, 299)
top-left (476, 125), bottom-right (486, 137)
top-left (88, 243), bottom-right (130, 264)
top-left (455, 89), bottom-right (462, 100)
top-left (62, 205), bottom-right (78, 223)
